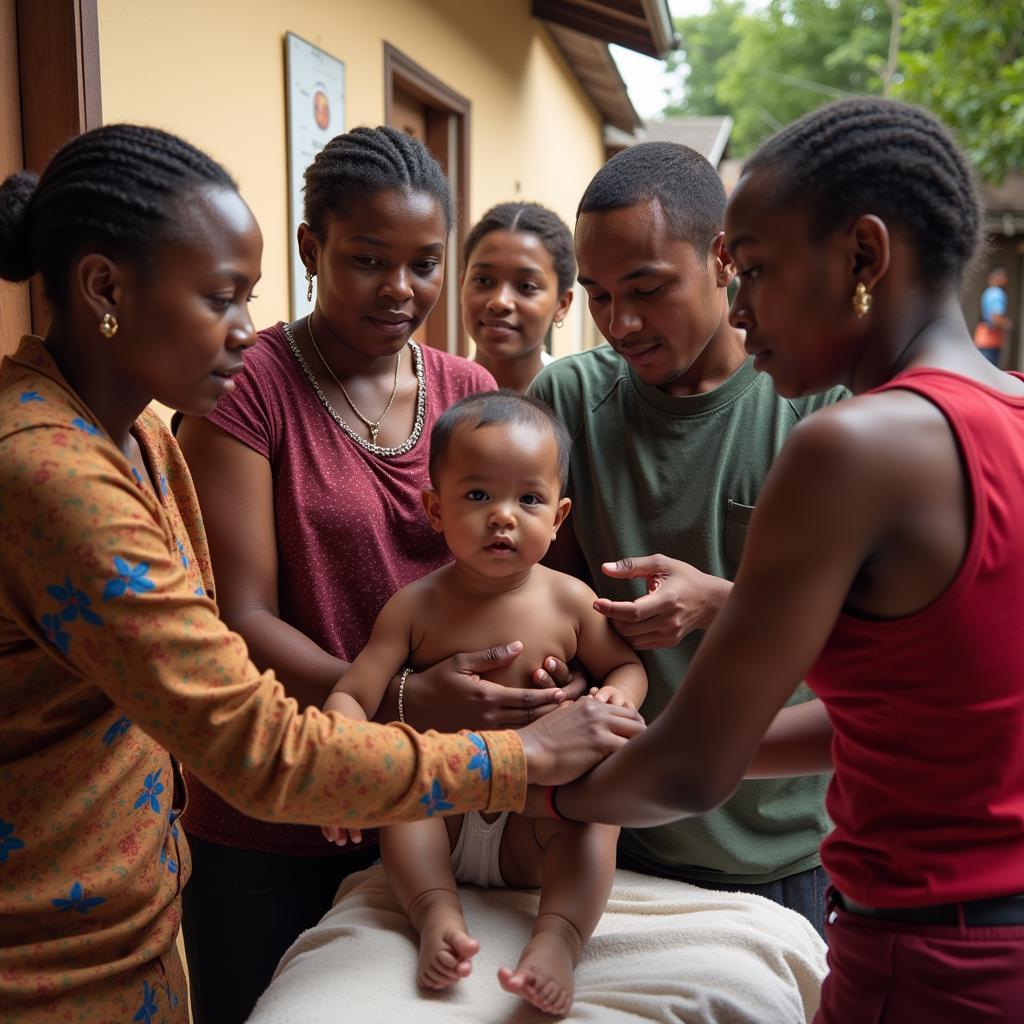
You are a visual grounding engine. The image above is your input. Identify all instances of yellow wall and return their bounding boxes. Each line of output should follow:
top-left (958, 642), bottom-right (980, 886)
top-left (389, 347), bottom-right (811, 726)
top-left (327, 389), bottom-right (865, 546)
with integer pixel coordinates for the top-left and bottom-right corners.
top-left (97, 0), bottom-right (605, 356)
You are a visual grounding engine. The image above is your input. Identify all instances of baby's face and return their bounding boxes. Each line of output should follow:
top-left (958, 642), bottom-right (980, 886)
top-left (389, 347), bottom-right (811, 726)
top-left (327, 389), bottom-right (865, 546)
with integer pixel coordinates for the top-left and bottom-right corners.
top-left (425, 422), bottom-right (569, 578)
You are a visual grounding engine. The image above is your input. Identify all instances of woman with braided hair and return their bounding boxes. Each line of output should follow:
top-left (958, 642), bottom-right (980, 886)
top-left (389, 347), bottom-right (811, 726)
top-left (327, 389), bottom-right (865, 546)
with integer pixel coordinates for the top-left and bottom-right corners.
top-left (540, 98), bottom-right (1024, 1021)
top-left (174, 127), bottom-right (593, 1021)
top-left (0, 124), bottom-right (643, 1023)
top-left (460, 201), bottom-right (575, 392)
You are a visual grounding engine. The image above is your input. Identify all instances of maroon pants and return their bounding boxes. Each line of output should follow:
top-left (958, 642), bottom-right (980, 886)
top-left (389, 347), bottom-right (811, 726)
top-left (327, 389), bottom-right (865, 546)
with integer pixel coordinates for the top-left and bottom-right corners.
top-left (816, 901), bottom-right (1024, 1023)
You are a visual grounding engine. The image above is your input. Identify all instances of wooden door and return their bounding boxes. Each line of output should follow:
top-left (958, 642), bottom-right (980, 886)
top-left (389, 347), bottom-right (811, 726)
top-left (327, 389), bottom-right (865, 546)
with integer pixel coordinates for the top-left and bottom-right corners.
top-left (0, 0), bottom-right (30, 357)
top-left (392, 87), bottom-right (427, 142)
top-left (384, 44), bottom-right (470, 356)
top-left (1, 0), bottom-right (101, 353)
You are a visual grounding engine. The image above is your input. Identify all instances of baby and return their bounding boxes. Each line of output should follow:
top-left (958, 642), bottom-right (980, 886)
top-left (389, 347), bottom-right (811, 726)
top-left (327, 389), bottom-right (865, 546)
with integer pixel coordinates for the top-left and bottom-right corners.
top-left (323, 391), bottom-right (647, 1016)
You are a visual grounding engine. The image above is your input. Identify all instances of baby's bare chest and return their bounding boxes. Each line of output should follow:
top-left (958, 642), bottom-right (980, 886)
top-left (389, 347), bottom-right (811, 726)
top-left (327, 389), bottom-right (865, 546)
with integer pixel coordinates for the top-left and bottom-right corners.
top-left (411, 590), bottom-right (578, 689)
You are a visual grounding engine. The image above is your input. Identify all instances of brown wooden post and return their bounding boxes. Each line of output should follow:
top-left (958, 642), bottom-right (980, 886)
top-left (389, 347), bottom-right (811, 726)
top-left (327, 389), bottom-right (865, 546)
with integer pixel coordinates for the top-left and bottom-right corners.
top-left (9, 0), bottom-right (102, 339)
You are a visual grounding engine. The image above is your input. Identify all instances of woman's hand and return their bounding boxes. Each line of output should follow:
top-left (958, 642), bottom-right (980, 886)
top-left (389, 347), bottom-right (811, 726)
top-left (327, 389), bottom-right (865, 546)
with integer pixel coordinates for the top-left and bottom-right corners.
top-left (594, 554), bottom-right (732, 650)
top-left (529, 657), bottom-right (590, 700)
top-left (587, 685), bottom-right (635, 709)
top-left (402, 643), bottom-right (584, 731)
top-left (518, 699), bottom-right (645, 786)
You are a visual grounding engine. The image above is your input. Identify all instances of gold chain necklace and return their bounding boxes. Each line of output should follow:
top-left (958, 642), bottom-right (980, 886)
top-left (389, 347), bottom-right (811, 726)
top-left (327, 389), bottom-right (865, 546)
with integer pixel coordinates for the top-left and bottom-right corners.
top-left (306, 315), bottom-right (402, 445)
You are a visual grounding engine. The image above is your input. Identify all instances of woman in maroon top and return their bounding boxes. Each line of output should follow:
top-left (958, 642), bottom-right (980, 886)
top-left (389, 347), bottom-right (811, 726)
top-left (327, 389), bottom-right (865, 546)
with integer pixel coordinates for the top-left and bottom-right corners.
top-left (176, 127), bottom-right (586, 1023)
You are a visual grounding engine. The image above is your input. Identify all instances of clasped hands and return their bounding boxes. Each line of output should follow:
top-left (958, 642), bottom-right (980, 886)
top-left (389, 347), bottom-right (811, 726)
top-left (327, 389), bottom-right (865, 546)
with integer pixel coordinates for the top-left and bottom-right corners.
top-left (321, 643), bottom-right (645, 847)
top-left (324, 554), bottom-right (720, 845)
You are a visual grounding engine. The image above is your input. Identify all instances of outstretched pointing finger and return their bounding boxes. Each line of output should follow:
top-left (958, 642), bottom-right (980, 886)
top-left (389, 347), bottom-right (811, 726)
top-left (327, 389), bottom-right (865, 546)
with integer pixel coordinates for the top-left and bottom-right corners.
top-left (601, 554), bottom-right (667, 580)
top-left (593, 590), bottom-right (662, 623)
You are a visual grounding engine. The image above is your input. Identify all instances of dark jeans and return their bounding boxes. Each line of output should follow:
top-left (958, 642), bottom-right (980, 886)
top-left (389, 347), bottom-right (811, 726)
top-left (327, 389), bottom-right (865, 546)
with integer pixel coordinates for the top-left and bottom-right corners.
top-left (181, 832), bottom-right (379, 1024)
top-left (617, 847), bottom-right (829, 940)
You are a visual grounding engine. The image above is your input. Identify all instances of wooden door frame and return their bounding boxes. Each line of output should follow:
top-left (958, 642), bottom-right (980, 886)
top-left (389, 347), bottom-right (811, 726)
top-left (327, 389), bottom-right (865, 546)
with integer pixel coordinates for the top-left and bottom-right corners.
top-left (4, 0), bottom-right (102, 341)
top-left (0, 0), bottom-right (30, 356)
top-left (383, 42), bottom-right (470, 357)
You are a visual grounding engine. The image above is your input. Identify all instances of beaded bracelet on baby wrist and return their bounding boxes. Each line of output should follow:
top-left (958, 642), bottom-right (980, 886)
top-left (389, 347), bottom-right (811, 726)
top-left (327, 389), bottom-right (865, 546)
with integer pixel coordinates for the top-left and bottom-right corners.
top-left (397, 667), bottom-right (414, 723)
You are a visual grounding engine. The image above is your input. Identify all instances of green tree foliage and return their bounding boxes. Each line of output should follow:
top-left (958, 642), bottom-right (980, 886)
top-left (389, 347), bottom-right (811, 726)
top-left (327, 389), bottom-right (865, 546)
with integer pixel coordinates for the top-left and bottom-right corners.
top-left (664, 0), bottom-right (892, 155)
top-left (894, 0), bottom-right (1024, 183)
top-left (663, 0), bottom-right (745, 118)
top-left (659, 1), bottom-right (1024, 183)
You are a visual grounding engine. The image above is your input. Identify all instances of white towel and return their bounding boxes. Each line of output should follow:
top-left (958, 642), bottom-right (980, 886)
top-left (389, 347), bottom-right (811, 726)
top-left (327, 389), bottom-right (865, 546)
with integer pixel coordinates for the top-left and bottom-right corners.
top-left (248, 866), bottom-right (827, 1023)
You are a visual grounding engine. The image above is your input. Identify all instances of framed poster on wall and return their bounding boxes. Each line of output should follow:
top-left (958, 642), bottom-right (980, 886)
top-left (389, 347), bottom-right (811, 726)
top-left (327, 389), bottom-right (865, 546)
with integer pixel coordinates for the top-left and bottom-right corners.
top-left (285, 32), bottom-right (345, 319)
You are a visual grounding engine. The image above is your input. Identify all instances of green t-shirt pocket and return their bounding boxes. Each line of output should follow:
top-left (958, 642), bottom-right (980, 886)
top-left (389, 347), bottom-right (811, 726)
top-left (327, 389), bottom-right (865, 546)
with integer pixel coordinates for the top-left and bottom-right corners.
top-left (724, 499), bottom-right (756, 575)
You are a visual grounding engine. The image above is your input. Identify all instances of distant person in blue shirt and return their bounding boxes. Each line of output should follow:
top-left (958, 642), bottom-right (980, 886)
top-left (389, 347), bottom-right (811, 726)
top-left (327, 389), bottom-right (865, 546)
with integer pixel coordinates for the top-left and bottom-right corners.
top-left (974, 266), bottom-right (1012, 366)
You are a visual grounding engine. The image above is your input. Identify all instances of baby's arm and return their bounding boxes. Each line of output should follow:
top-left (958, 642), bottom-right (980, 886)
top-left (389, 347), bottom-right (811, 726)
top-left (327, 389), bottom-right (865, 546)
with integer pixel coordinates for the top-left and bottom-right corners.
top-left (323, 689), bottom-right (369, 721)
top-left (569, 579), bottom-right (648, 711)
top-left (324, 587), bottom-right (417, 721)
top-left (321, 588), bottom-right (417, 846)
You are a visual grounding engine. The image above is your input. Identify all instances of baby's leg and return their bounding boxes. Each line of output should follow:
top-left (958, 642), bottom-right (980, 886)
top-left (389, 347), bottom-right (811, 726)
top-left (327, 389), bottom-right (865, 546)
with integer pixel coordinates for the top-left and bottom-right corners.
top-left (380, 818), bottom-right (479, 991)
top-left (498, 817), bottom-right (619, 1016)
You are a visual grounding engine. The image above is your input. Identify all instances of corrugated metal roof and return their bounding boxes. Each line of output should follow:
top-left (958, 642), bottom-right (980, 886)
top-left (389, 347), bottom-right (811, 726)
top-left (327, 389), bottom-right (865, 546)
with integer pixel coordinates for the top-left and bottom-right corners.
top-left (983, 173), bottom-right (1024, 214)
top-left (605, 115), bottom-right (735, 167)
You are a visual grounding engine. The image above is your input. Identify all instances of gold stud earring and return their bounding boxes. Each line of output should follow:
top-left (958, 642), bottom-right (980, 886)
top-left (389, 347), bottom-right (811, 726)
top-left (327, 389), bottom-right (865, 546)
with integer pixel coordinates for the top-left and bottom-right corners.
top-left (305, 270), bottom-right (314, 303)
top-left (852, 282), bottom-right (872, 319)
top-left (99, 313), bottom-right (119, 338)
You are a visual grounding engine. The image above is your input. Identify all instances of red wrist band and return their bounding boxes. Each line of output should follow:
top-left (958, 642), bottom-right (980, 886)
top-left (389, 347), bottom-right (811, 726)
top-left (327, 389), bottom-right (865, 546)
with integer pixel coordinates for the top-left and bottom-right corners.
top-left (545, 785), bottom-right (567, 822)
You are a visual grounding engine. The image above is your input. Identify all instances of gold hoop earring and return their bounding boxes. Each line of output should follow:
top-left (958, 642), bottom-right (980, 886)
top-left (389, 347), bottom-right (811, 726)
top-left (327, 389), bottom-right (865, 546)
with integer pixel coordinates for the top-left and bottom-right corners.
top-left (99, 313), bottom-right (119, 338)
top-left (305, 270), bottom-right (314, 303)
top-left (852, 282), bottom-right (872, 319)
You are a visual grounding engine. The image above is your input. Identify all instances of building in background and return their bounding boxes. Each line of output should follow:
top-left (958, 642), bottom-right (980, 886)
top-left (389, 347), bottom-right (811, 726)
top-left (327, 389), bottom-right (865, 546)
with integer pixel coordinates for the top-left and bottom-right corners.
top-left (0, 0), bottom-right (675, 362)
top-left (605, 114), bottom-right (733, 166)
top-left (965, 172), bottom-right (1024, 370)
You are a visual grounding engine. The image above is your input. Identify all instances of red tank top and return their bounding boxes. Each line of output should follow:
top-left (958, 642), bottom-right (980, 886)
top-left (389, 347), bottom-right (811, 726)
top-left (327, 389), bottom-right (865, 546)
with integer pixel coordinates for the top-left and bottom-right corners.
top-left (808, 368), bottom-right (1024, 907)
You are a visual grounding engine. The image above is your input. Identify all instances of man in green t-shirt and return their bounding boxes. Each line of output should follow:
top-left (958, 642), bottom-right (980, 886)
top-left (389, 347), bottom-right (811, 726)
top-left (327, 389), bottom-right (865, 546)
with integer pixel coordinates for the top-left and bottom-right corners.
top-left (530, 142), bottom-right (844, 937)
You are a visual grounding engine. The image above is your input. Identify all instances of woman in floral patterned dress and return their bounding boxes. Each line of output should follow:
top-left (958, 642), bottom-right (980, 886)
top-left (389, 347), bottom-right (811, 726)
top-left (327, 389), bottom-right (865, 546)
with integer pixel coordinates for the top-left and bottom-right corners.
top-left (0, 124), bottom-right (642, 1024)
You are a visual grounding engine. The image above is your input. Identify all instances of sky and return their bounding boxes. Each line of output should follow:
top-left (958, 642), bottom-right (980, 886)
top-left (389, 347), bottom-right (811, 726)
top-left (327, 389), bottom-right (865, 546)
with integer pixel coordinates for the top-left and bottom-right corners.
top-left (610, 0), bottom-right (708, 119)
top-left (611, 0), bottom-right (766, 120)
top-left (609, 46), bottom-right (673, 121)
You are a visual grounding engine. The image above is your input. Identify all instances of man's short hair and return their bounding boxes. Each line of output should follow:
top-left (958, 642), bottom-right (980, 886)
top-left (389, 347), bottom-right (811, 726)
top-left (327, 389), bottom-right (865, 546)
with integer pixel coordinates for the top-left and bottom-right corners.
top-left (577, 142), bottom-right (726, 253)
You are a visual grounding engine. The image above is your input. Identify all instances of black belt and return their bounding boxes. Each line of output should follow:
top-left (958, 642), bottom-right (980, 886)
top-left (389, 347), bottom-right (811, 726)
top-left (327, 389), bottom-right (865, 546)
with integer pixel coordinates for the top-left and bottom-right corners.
top-left (834, 890), bottom-right (1024, 927)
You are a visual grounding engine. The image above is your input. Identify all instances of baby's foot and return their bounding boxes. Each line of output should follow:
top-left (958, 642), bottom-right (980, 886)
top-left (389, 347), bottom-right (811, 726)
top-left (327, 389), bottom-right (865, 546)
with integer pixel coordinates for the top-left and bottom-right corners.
top-left (497, 928), bottom-right (577, 1016)
top-left (417, 921), bottom-right (480, 991)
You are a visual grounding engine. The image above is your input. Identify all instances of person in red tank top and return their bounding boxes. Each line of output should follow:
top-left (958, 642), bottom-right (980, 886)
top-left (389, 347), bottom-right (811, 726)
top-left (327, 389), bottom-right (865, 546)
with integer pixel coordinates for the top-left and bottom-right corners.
top-left (533, 99), bottom-right (1024, 1022)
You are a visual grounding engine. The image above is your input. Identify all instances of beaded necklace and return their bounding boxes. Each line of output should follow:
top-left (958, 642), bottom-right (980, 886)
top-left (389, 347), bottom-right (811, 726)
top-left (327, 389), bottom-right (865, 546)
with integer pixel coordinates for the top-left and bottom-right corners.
top-left (282, 321), bottom-right (426, 457)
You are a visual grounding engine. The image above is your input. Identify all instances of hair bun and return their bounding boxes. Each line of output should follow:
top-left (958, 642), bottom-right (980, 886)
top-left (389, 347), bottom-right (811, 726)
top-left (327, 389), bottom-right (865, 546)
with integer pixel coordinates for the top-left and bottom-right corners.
top-left (0, 170), bottom-right (40, 282)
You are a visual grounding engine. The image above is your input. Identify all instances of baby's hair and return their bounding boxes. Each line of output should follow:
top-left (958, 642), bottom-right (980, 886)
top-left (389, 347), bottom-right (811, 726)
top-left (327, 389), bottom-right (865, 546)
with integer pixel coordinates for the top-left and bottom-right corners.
top-left (577, 142), bottom-right (725, 254)
top-left (429, 390), bottom-right (571, 493)
top-left (462, 202), bottom-right (575, 294)
top-left (743, 98), bottom-right (982, 288)
top-left (302, 125), bottom-right (453, 238)
top-left (0, 123), bottom-right (236, 311)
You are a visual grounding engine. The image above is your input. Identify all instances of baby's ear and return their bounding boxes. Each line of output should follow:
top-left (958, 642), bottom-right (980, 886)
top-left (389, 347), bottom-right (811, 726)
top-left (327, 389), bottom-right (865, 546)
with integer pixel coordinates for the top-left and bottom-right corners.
top-left (421, 489), bottom-right (444, 533)
top-left (552, 496), bottom-right (572, 537)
